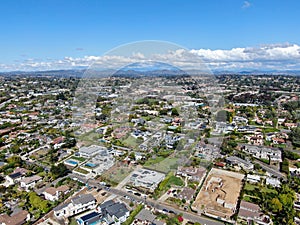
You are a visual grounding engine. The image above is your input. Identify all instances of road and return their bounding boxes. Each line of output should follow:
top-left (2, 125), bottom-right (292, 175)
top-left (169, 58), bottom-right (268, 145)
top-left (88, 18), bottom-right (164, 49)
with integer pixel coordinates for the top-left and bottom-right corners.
top-left (254, 160), bottom-right (286, 180)
top-left (68, 174), bottom-right (225, 225)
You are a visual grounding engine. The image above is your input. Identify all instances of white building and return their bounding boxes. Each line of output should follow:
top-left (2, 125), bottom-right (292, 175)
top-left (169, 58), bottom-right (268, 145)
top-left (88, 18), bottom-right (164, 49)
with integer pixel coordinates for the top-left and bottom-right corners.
top-left (266, 177), bottom-right (281, 187)
top-left (20, 175), bottom-right (42, 191)
top-left (241, 144), bottom-right (282, 162)
top-left (43, 185), bottom-right (70, 201)
top-left (130, 169), bottom-right (165, 191)
top-left (79, 145), bottom-right (108, 158)
top-left (246, 174), bottom-right (261, 183)
top-left (54, 194), bottom-right (97, 218)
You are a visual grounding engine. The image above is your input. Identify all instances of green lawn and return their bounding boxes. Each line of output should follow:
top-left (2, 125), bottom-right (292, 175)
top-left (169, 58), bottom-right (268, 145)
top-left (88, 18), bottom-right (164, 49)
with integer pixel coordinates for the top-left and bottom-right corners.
top-left (244, 182), bottom-right (278, 194)
top-left (74, 167), bottom-right (89, 174)
top-left (144, 156), bottom-right (165, 166)
top-left (78, 130), bottom-right (100, 144)
top-left (71, 156), bottom-right (86, 162)
top-left (123, 135), bottom-right (140, 148)
top-left (262, 127), bottom-right (279, 133)
top-left (153, 172), bottom-right (184, 199)
top-left (144, 157), bottom-right (179, 173)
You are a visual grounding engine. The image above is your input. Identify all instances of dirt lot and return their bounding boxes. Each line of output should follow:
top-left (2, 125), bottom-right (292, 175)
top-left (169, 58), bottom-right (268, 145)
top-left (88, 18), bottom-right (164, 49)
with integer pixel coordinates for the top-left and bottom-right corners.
top-left (193, 168), bottom-right (244, 219)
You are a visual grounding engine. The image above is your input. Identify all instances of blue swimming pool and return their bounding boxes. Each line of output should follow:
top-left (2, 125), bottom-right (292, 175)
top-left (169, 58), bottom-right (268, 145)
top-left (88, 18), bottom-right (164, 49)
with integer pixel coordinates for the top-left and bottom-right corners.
top-left (66, 160), bottom-right (78, 165)
top-left (85, 162), bottom-right (97, 168)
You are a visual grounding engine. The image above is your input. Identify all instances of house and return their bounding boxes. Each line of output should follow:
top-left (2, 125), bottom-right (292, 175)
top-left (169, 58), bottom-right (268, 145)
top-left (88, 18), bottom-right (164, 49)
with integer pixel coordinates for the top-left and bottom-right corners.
top-left (176, 166), bottom-right (206, 182)
top-left (130, 169), bottom-right (165, 192)
top-left (238, 200), bottom-right (272, 225)
top-left (54, 194), bottom-right (97, 218)
top-left (233, 116), bottom-right (248, 124)
top-left (19, 175), bottom-right (42, 191)
top-left (284, 122), bottom-right (297, 129)
top-left (44, 185), bottom-right (70, 201)
top-left (79, 145), bottom-right (107, 158)
top-left (5, 172), bottom-right (23, 186)
top-left (247, 174), bottom-right (261, 184)
top-left (226, 156), bottom-right (254, 171)
top-left (96, 200), bottom-right (129, 225)
top-left (0, 210), bottom-right (30, 225)
top-left (178, 187), bottom-right (196, 202)
top-left (272, 137), bottom-right (285, 145)
top-left (5, 168), bottom-right (28, 186)
top-left (241, 144), bottom-right (282, 163)
top-left (266, 177), bottom-right (281, 188)
top-left (134, 208), bottom-right (166, 225)
top-left (76, 211), bottom-right (102, 225)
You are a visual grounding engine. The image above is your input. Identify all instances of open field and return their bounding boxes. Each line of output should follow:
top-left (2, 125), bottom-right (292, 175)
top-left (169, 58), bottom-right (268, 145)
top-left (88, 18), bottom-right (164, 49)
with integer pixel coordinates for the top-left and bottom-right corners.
top-left (144, 157), bottom-right (179, 173)
top-left (193, 168), bottom-right (244, 220)
top-left (101, 163), bottom-right (134, 185)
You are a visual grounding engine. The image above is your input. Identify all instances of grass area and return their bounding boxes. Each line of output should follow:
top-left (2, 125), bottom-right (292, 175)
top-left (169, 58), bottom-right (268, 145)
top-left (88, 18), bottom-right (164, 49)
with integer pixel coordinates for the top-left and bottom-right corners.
top-left (262, 127), bottom-right (279, 133)
top-left (74, 167), bottom-right (89, 174)
top-left (101, 166), bottom-right (133, 184)
top-left (144, 156), bottom-right (165, 166)
top-left (244, 182), bottom-right (277, 194)
top-left (69, 217), bottom-right (77, 225)
top-left (244, 183), bottom-right (256, 191)
top-left (71, 156), bottom-right (86, 162)
top-left (166, 197), bottom-right (182, 206)
top-left (123, 135), bottom-right (140, 148)
top-left (78, 130), bottom-right (100, 144)
top-left (144, 157), bottom-right (179, 173)
top-left (243, 195), bottom-right (257, 202)
top-left (153, 172), bottom-right (184, 199)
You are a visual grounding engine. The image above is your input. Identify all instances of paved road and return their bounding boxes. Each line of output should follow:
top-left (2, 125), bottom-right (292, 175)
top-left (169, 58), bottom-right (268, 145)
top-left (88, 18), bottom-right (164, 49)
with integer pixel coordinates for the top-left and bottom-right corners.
top-left (69, 174), bottom-right (225, 225)
top-left (254, 160), bottom-right (286, 180)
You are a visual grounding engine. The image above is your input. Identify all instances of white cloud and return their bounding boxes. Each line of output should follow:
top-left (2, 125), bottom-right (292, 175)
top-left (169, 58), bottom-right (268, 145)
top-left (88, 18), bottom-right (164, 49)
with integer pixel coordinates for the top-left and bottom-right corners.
top-left (1, 43), bottom-right (300, 72)
top-left (242, 1), bottom-right (251, 9)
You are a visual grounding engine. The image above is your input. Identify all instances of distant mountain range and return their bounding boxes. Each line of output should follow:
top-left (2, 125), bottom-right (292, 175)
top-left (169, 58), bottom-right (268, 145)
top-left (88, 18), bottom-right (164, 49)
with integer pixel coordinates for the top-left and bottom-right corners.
top-left (1, 68), bottom-right (300, 78)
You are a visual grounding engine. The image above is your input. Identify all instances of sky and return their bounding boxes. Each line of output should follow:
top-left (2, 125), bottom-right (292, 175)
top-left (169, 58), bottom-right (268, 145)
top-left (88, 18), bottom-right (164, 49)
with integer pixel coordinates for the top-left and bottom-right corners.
top-left (0, 0), bottom-right (300, 71)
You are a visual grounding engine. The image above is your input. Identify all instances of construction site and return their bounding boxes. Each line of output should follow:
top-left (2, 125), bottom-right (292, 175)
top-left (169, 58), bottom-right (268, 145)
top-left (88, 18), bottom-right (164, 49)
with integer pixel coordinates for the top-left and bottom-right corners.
top-left (192, 168), bottom-right (244, 220)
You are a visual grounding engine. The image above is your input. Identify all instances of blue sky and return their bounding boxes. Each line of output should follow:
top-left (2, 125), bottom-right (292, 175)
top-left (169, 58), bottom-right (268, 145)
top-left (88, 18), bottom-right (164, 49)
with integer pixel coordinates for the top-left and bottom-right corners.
top-left (1, 0), bottom-right (300, 71)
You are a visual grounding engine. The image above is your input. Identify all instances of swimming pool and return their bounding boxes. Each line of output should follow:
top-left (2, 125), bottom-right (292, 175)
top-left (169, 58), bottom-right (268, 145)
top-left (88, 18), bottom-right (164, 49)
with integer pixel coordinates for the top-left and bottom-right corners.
top-left (65, 160), bottom-right (78, 165)
top-left (85, 162), bottom-right (97, 168)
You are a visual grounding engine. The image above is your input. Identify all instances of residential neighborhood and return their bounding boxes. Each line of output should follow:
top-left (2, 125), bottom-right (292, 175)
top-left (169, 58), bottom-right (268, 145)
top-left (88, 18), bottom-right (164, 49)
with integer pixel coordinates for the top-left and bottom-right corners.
top-left (0, 73), bottom-right (299, 225)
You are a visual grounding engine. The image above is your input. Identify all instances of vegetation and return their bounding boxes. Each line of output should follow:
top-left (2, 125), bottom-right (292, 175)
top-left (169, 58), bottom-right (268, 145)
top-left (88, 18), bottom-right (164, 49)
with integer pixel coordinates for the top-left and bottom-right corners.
top-left (122, 204), bottom-right (144, 225)
top-left (153, 173), bottom-right (184, 199)
top-left (50, 163), bottom-right (69, 179)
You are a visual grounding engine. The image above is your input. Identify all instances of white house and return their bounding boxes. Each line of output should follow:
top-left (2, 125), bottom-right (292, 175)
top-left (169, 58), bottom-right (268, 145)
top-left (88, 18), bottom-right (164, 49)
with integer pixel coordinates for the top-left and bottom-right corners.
top-left (54, 194), bottom-right (97, 218)
top-left (266, 177), bottom-right (281, 187)
top-left (44, 185), bottom-right (70, 202)
top-left (79, 145), bottom-right (108, 158)
top-left (20, 175), bottom-right (42, 191)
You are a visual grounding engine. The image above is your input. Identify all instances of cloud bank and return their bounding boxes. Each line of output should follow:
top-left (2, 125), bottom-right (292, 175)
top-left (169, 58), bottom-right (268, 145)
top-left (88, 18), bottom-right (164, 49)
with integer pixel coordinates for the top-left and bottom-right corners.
top-left (1, 43), bottom-right (300, 72)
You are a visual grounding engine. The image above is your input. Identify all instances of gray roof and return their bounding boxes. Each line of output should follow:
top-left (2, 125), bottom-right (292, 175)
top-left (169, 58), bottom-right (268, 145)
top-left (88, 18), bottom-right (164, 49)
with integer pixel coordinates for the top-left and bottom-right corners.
top-left (106, 202), bottom-right (128, 218)
top-left (153, 220), bottom-right (165, 225)
top-left (135, 209), bottom-right (156, 222)
top-left (100, 201), bottom-right (128, 219)
top-left (72, 194), bottom-right (96, 205)
top-left (53, 202), bottom-right (69, 212)
top-left (100, 200), bottom-right (115, 209)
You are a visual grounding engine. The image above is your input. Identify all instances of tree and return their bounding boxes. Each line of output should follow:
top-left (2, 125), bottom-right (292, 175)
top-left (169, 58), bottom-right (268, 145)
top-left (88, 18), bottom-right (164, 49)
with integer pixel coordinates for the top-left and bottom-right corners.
top-left (268, 198), bottom-right (282, 213)
top-left (6, 155), bottom-right (23, 167)
top-left (28, 191), bottom-right (49, 213)
top-left (290, 127), bottom-right (300, 147)
top-left (171, 108), bottom-right (179, 116)
top-left (50, 163), bottom-right (69, 179)
top-left (128, 152), bottom-right (136, 161)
